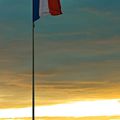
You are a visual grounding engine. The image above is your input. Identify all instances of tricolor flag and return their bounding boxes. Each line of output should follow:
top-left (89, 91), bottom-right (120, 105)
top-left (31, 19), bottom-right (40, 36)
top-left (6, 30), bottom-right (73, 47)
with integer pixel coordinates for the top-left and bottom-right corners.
top-left (33, 0), bottom-right (62, 22)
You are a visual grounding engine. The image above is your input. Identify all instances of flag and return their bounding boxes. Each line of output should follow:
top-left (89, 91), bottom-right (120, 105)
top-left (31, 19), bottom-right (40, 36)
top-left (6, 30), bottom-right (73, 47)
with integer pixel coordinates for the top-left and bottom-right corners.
top-left (33, 0), bottom-right (62, 22)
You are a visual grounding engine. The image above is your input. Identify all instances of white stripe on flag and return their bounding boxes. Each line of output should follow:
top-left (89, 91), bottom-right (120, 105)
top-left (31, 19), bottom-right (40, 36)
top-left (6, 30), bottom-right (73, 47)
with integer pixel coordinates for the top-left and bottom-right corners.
top-left (39, 0), bottom-right (49, 16)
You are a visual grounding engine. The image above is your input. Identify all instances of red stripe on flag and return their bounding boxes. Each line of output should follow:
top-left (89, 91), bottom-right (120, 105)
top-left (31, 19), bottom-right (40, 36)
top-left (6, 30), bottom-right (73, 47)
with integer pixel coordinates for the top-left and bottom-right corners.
top-left (48, 0), bottom-right (62, 16)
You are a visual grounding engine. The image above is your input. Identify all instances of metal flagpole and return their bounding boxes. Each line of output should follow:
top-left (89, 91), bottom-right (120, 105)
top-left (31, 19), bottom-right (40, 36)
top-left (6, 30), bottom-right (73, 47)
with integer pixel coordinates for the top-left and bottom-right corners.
top-left (32, 22), bottom-right (35, 120)
top-left (32, 0), bottom-right (35, 119)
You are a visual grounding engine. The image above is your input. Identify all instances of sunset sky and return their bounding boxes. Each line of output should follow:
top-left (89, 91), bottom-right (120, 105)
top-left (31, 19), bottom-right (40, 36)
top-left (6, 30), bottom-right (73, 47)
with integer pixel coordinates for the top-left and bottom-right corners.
top-left (0, 0), bottom-right (120, 119)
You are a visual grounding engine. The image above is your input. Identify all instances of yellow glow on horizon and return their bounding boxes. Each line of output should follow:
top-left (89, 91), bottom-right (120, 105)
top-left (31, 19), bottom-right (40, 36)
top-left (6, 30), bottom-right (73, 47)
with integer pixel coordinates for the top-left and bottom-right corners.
top-left (0, 99), bottom-right (120, 118)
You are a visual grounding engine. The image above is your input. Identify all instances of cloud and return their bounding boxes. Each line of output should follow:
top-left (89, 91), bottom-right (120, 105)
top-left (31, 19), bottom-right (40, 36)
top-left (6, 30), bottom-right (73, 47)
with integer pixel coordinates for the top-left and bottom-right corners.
top-left (0, 0), bottom-right (120, 108)
top-left (0, 72), bottom-right (31, 108)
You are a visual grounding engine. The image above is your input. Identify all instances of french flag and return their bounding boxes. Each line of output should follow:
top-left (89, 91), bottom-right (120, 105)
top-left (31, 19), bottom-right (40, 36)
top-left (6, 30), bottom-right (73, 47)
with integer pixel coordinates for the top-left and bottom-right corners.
top-left (33, 0), bottom-right (62, 22)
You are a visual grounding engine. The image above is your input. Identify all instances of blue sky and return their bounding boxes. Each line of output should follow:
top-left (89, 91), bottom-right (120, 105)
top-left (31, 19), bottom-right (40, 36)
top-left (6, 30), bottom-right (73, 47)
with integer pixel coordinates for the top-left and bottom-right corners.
top-left (0, 0), bottom-right (120, 108)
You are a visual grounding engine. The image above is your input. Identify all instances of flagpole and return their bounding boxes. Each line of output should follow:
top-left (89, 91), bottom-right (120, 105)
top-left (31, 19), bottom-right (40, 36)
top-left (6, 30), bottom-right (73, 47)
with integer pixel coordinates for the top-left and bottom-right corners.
top-left (32, 22), bottom-right (35, 120)
top-left (32, 0), bottom-right (35, 119)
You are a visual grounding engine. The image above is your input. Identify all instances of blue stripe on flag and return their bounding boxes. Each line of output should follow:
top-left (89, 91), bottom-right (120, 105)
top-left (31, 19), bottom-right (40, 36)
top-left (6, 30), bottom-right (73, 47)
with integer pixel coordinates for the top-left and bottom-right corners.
top-left (33, 0), bottom-right (40, 22)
